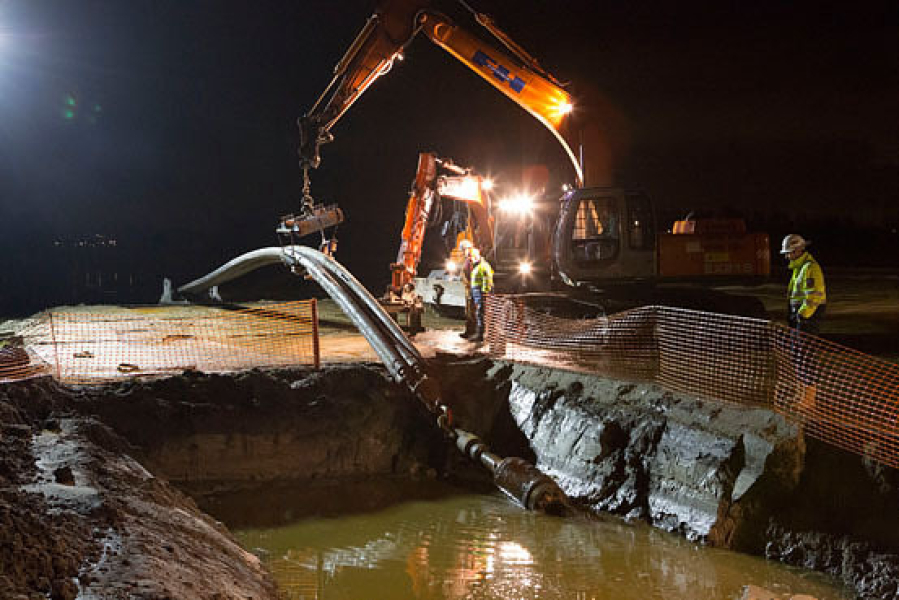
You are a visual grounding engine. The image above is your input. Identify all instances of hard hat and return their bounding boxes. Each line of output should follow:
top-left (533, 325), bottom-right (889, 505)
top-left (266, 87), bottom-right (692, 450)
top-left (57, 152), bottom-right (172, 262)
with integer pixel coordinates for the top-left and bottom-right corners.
top-left (459, 240), bottom-right (473, 250)
top-left (470, 248), bottom-right (481, 261)
top-left (780, 234), bottom-right (809, 254)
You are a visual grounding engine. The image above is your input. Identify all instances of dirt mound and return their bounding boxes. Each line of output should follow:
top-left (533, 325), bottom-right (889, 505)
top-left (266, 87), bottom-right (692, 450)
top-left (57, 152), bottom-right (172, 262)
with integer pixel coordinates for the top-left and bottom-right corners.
top-left (0, 377), bottom-right (277, 599)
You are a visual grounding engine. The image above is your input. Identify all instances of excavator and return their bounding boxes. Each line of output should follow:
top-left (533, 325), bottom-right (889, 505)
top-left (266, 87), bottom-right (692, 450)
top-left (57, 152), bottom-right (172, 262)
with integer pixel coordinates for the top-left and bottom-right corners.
top-left (289, 0), bottom-right (770, 317)
top-left (381, 151), bottom-right (493, 331)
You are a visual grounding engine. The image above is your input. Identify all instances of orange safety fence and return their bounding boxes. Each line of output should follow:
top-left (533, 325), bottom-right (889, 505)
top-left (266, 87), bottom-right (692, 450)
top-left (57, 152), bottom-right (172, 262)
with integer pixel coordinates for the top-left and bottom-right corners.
top-left (485, 295), bottom-right (899, 469)
top-left (0, 343), bottom-right (52, 382)
top-left (3, 300), bottom-right (320, 385)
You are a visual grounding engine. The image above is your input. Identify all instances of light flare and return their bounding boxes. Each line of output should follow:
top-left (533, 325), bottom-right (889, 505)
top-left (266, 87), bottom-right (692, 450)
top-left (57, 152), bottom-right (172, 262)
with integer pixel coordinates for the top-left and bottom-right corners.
top-left (497, 192), bottom-right (535, 215)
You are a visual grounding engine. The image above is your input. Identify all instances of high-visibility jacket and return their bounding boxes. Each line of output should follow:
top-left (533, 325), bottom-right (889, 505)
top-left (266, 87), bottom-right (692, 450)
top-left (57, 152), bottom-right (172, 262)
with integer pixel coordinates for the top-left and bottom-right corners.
top-left (787, 251), bottom-right (826, 319)
top-left (470, 259), bottom-right (494, 293)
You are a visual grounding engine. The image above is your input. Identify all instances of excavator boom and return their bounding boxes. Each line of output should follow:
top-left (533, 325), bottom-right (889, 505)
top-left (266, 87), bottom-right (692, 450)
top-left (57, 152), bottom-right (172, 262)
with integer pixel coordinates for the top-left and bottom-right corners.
top-left (298, 0), bottom-right (582, 185)
top-left (390, 152), bottom-right (491, 291)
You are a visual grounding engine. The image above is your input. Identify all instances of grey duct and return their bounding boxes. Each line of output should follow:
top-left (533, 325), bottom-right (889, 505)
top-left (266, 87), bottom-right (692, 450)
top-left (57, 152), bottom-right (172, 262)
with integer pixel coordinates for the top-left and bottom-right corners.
top-left (177, 245), bottom-right (568, 512)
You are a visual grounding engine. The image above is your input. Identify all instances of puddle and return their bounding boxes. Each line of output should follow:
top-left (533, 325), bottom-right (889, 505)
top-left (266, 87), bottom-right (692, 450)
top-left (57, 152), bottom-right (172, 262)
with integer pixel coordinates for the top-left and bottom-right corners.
top-left (217, 481), bottom-right (853, 600)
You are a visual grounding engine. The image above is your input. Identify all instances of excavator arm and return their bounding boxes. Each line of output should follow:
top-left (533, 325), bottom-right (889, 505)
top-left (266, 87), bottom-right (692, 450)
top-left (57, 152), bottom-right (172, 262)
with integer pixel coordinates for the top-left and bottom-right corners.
top-left (390, 152), bottom-right (491, 292)
top-left (298, 0), bottom-right (582, 186)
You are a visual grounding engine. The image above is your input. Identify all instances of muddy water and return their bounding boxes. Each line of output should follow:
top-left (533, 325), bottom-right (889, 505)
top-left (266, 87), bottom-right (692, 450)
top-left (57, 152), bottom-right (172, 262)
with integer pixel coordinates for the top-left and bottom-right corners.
top-left (228, 483), bottom-right (852, 600)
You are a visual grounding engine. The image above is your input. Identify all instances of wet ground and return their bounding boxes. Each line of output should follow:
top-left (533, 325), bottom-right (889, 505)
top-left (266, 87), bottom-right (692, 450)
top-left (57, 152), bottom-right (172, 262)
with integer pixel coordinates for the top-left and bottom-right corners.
top-left (316, 268), bottom-right (899, 365)
top-left (0, 269), bottom-right (895, 598)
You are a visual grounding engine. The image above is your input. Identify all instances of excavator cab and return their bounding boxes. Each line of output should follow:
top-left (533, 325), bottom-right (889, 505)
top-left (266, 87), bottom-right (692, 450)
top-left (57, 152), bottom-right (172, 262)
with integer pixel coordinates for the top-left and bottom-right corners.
top-left (553, 188), bottom-right (656, 286)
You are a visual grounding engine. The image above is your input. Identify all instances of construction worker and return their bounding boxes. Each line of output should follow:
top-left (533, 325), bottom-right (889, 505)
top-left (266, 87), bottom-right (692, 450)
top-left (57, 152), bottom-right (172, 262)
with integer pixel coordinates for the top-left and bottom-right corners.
top-left (469, 247), bottom-right (494, 342)
top-left (782, 234), bottom-right (827, 335)
top-left (781, 233), bottom-right (827, 409)
top-left (458, 240), bottom-right (477, 338)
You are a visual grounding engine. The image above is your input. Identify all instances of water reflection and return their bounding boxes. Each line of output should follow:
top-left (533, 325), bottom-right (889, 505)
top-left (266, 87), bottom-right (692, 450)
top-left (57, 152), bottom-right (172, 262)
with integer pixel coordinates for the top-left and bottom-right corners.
top-left (234, 489), bottom-right (850, 600)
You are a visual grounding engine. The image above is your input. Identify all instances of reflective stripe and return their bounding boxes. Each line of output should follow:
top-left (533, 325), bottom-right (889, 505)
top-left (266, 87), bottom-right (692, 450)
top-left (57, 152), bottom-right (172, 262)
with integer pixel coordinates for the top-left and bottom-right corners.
top-left (788, 252), bottom-right (826, 319)
top-left (471, 261), bottom-right (494, 292)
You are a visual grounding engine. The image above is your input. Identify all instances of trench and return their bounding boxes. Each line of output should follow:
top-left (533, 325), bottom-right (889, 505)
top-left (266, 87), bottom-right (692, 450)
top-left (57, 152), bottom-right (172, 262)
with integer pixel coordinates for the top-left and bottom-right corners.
top-left (4, 357), bottom-right (898, 598)
top-left (71, 362), bottom-right (872, 599)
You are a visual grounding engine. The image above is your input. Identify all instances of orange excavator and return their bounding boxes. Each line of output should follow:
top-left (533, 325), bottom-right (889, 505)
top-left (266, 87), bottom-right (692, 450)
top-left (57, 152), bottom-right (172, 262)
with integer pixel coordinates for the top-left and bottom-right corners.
top-left (381, 151), bottom-right (492, 330)
top-left (292, 0), bottom-right (770, 316)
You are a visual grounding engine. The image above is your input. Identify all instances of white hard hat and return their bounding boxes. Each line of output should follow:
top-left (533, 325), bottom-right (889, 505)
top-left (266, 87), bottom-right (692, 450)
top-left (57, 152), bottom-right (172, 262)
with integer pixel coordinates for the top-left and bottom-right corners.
top-left (459, 239), bottom-right (473, 250)
top-left (780, 234), bottom-right (809, 254)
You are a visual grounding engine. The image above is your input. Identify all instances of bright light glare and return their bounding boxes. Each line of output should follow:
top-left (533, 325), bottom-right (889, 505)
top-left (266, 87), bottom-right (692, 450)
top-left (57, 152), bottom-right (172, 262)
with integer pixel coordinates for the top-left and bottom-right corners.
top-left (481, 178), bottom-right (494, 191)
top-left (550, 97), bottom-right (574, 119)
top-left (518, 262), bottom-right (532, 275)
top-left (497, 192), bottom-right (535, 215)
top-left (445, 260), bottom-right (457, 273)
top-left (439, 175), bottom-right (481, 202)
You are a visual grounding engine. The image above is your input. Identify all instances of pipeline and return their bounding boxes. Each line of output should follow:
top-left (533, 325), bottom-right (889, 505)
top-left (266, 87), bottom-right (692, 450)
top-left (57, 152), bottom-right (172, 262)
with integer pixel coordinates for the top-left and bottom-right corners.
top-left (177, 246), bottom-right (568, 513)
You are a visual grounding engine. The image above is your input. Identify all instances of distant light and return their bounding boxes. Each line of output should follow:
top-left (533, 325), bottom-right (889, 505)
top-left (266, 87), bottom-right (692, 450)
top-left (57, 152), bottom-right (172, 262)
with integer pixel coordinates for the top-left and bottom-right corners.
top-left (498, 192), bottom-right (535, 215)
top-left (438, 175), bottom-right (481, 202)
top-left (61, 93), bottom-right (77, 120)
top-left (562, 183), bottom-right (571, 192)
top-left (481, 178), bottom-right (494, 191)
top-left (518, 261), bottom-right (532, 275)
top-left (445, 260), bottom-right (457, 273)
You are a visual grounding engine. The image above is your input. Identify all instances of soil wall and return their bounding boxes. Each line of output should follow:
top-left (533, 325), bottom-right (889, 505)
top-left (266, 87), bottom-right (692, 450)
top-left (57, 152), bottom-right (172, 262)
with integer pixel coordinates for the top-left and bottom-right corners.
top-left (3, 357), bottom-right (898, 599)
top-left (434, 355), bottom-right (899, 600)
top-left (0, 364), bottom-right (445, 599)
top-left (0, 378), bottom-right (277, 600)
top-left (68, 366), bottom-right (443, 493)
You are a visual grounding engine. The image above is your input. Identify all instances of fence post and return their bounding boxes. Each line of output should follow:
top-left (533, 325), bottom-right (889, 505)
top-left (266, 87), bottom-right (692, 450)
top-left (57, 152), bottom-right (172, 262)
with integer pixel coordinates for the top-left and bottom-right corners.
top-left (48, 312), bottom-right (62, 381)
top-left (311, 298), bottom-right (320, 369)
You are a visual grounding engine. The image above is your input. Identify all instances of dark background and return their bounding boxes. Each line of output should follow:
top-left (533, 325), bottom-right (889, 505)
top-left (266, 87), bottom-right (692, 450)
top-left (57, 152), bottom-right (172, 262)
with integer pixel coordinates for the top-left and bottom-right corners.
top-left (0, 0), bottom-right (896, 316)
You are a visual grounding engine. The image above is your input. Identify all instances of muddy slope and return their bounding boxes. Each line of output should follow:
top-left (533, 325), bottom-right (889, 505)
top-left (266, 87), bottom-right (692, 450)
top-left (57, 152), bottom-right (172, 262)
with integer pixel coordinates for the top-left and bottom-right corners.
top-left (435, 355), bottom-right (899, 600)
top-left (0, 378), bottom-right (276, 600)
top-left (3, 357), bottom-right (897, 599)
top-left (0, 364), bottom-right (457, 598)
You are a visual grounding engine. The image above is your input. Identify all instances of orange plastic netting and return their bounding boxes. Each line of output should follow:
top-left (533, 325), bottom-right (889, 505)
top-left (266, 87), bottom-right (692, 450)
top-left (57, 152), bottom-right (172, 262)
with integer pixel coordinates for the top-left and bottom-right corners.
top-left (485, 295), bottom-right (899, 469)
top-left (0, 344), bottom-right (50, 382)
top-left (4, 301), bottom-right (320, 384)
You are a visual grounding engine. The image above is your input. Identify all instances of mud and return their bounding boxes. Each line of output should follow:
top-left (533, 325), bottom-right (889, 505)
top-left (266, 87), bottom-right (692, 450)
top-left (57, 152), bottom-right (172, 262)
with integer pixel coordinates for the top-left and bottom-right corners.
top-left (433, 354), bottom-right (899, 600)
top-left (0, 377), bottom-right (277, 599)
top-left (1, 356), bottom-right (897, 599)
top-left (0, 364), bottom-right (459, 599)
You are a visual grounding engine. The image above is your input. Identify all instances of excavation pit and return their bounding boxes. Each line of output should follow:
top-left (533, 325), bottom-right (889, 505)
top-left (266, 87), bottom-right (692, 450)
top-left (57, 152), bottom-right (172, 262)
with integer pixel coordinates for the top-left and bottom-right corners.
top-left (2, 358), bottom-right (898, 599)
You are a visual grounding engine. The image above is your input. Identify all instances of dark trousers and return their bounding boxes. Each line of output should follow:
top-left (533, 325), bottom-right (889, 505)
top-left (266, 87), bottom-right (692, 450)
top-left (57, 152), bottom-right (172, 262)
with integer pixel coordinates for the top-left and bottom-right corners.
top-left (472, 288), bottom-right (486, 336)
top-left (463, 290), bottom-right (476, 334)
top-left (789, 305), bottom-right (826, 385)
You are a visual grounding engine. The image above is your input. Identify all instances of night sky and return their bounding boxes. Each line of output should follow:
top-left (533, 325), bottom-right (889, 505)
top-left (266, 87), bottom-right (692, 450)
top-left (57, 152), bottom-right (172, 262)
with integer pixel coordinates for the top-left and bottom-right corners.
top-left (0, 0), bottom-right (896, 312)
